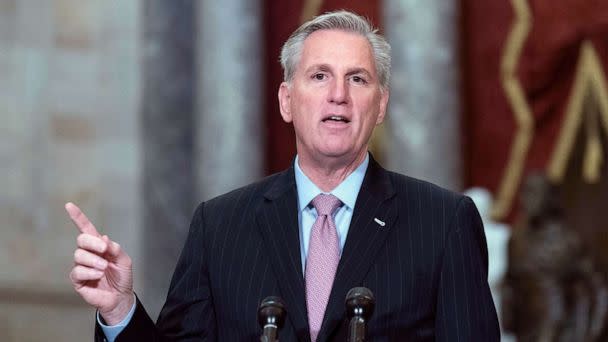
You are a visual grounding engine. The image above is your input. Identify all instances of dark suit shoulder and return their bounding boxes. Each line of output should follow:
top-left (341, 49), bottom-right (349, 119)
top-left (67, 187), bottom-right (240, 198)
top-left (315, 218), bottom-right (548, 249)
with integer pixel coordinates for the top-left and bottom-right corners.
top-left (198, 168), bottom-right (291, 211)
top-left (187, 169), bottom-right (295, 241)
top-left (385, 171), bottom-right (467, 209)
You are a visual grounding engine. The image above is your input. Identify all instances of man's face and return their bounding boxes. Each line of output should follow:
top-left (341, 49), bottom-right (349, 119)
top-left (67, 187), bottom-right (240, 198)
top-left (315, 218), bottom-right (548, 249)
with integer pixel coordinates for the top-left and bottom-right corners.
top-left (278, 29), bottom-right (389, 164)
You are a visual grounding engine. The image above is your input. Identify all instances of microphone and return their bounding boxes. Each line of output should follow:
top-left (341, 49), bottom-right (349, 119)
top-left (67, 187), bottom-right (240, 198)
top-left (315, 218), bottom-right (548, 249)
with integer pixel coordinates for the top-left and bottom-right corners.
top-left (345, 287), bottom-right (375, 342)
top-left (258, 296), bottom-right (286, 342)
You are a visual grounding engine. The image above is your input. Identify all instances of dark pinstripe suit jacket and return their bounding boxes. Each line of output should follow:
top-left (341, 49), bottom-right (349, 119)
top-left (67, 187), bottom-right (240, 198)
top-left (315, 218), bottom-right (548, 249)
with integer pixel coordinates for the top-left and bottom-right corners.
top-left (98, 157), bottom-right (500, 341)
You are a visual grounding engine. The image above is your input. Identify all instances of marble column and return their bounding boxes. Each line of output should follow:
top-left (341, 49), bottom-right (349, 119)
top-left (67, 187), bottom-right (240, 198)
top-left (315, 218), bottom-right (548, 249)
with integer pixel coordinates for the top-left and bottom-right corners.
top-left (141, 0), bottom-right (196, 318)
top-left (383, 0), bottom-right (462, 190)
top-left (196, 0), bottom-right (264, 201)
top-left (1, 1), bottom-right (142, 340)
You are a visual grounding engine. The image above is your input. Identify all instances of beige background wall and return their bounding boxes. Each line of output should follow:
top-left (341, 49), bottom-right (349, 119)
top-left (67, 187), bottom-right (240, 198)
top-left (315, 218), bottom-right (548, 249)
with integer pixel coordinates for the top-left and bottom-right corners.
top-left (0, 1), bottom-right (142, 340)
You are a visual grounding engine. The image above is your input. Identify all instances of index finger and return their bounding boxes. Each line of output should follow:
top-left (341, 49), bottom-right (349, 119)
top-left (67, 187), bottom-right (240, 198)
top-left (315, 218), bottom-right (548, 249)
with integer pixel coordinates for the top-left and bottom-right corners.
top-left (65, 202), bottom-right (101, 237)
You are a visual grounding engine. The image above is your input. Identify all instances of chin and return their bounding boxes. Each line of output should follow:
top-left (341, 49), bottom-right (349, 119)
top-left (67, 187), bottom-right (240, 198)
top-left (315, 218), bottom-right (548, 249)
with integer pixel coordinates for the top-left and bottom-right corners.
top-left (317, 143), bottom-right (347, 154)
top-left (318, 146), bottom-right (357, 160)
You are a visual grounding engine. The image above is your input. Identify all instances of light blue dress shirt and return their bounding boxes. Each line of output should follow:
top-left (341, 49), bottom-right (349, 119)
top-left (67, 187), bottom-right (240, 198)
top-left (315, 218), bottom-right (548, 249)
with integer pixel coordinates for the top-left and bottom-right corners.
top-left (98, 294), bottom-right (137, 341)
top-left (100, 153), bottom-right (369, 341)
top-left (294, 154), bottom-right (368, 272)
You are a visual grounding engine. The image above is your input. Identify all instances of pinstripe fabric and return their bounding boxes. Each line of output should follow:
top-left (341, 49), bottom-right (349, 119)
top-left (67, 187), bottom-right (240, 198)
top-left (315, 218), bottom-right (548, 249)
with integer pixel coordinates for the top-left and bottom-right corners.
top-left (96, 156), bottom-right (500, 341)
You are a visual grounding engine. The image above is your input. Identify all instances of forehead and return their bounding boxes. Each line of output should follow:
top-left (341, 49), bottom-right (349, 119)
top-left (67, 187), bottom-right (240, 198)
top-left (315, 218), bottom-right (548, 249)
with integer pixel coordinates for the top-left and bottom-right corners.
top-left (298, 29), bottom-right (376, 72)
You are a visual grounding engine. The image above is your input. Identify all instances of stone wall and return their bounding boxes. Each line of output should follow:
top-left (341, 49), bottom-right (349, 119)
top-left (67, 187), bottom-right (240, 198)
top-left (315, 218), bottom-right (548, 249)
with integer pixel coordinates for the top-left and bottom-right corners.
top-left (0, 1), bottom-right (142, 340)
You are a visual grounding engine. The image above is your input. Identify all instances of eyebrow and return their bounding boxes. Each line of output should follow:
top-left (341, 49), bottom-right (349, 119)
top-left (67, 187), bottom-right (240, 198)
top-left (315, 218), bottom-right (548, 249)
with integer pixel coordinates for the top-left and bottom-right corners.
top-left (305, 64), bottom-right (331, 74)
top-left (304, 64), bottom-right (374, 78)
top-left (345, 67), bottom-right (373, 79)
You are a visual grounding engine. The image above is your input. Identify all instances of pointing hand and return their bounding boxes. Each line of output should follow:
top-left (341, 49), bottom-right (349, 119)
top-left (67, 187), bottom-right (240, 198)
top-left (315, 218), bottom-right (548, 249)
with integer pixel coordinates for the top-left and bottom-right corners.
top-left (66, 202), bottom-right (135, 325)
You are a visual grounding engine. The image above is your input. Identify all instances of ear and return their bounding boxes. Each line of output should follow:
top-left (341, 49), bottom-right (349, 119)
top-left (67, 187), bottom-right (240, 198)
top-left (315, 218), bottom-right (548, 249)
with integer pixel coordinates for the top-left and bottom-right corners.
top-left (278, 82), bottom-right (293, 123)
top-left (375, 88), bottom-right (389, 125)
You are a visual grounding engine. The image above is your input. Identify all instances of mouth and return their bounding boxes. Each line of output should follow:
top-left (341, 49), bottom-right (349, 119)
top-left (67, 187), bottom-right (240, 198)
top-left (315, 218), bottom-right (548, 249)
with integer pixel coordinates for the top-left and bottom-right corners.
top-left (322, 115), bottom-right (351, 123)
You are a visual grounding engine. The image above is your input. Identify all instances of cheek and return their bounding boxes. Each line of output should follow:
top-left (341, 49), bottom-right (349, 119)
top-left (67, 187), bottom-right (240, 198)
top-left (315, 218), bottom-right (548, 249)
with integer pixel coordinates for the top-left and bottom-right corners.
top-left (361, 111), bottom-right (380, 130)
top-left (292, 116), bottom-right (317, 140)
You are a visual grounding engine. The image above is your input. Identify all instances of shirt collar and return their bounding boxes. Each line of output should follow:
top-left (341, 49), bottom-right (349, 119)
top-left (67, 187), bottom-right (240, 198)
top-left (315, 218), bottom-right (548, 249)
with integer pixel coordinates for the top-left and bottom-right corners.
top-left (294, 153), bottom-right (369, 212)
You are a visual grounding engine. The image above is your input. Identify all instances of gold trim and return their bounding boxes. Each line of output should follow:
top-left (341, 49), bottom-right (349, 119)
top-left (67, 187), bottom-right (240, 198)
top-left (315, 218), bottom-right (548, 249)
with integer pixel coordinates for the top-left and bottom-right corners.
top-left (491, 0), bottom-right (533, 220)
top-left (547, 41), bottom-right (608, 183)
top-left (583, 109), bottom-right (602, 182)
top-left (300, 0), bottom-right (324, 24)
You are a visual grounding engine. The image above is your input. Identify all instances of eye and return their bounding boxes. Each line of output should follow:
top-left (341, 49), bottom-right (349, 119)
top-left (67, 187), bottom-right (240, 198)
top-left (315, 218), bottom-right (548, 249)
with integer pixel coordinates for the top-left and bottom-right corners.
top-left (351, 75), bottom-right (368, 84)
top-left (312, 73), bottom-right (327, 81)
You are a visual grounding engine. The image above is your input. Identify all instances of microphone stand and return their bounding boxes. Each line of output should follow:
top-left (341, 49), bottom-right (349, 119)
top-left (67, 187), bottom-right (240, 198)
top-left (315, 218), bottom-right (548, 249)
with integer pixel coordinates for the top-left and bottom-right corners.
top-left (258, 296), bottom-right (286, 342)
top-left (345, 287), bottom-right (375, 342)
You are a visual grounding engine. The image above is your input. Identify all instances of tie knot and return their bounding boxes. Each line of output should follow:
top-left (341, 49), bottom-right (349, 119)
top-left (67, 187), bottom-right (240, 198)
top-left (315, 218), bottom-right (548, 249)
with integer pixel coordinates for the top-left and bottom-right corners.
top-left (311, 194), bottom-right (342, 216)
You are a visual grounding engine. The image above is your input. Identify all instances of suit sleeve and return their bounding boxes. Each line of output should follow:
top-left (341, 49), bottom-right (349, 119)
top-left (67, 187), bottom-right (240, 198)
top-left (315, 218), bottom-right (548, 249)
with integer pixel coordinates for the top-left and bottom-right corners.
top-left (435, 197), bottom-right (501, 341)
top-left (94, 203), bottom-right (217, 341)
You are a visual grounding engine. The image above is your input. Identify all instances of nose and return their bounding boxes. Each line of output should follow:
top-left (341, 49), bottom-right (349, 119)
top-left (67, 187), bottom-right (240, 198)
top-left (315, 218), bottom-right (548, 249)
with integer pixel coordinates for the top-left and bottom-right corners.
top-left (328, 78), bottom-right (348, 105)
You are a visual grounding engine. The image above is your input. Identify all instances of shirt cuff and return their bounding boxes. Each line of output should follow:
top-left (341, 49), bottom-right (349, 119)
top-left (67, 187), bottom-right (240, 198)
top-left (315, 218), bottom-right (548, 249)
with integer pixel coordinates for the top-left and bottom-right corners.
top-left (97, 294), bottom-right (137, 342)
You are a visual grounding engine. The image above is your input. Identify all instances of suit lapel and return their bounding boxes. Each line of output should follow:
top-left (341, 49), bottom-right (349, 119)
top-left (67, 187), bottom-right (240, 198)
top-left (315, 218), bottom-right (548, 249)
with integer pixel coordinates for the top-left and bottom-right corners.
top-left (255, 167), bottom-right (310, 342)
top-left (318, 157), bottom-right (399, 341)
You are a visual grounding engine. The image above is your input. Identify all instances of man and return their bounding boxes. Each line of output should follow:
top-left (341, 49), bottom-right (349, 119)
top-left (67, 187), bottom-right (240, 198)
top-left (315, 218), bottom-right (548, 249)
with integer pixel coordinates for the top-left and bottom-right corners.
top-left (68, 10), bottom-right (500, 341)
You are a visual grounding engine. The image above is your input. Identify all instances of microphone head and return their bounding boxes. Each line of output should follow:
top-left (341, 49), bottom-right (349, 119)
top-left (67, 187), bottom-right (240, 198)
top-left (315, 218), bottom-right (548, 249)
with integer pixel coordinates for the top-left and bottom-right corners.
top-left (345, 287), bottom-right (375, 320)
top-left (258, 296), bottom-right (286, 329)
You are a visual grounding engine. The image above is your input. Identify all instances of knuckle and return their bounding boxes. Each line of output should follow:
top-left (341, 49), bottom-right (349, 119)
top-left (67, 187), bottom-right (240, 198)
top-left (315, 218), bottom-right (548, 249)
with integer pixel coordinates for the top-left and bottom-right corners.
top-left (76, 233), bottom-right (85, 244)
top-left (71, 266), bottom-right (82, 279)
top-left (74, 248), bottom-right (88, 261)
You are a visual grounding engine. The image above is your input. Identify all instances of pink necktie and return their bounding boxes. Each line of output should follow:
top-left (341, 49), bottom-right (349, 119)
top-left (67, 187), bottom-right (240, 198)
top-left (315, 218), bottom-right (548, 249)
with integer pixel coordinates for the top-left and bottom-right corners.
top-left (306, 194), bottom-right (342, 342)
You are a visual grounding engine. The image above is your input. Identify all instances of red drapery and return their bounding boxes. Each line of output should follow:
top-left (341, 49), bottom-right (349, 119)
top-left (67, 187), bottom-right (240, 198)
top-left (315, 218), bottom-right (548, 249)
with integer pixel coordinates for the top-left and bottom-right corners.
top-left (462, 0), bottom-right (608, 222)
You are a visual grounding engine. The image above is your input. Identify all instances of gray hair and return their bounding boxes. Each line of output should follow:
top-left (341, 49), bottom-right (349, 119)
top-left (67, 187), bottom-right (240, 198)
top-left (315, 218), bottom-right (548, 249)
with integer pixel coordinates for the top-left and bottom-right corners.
top-left (280, 10), bottom-right (391, 90)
